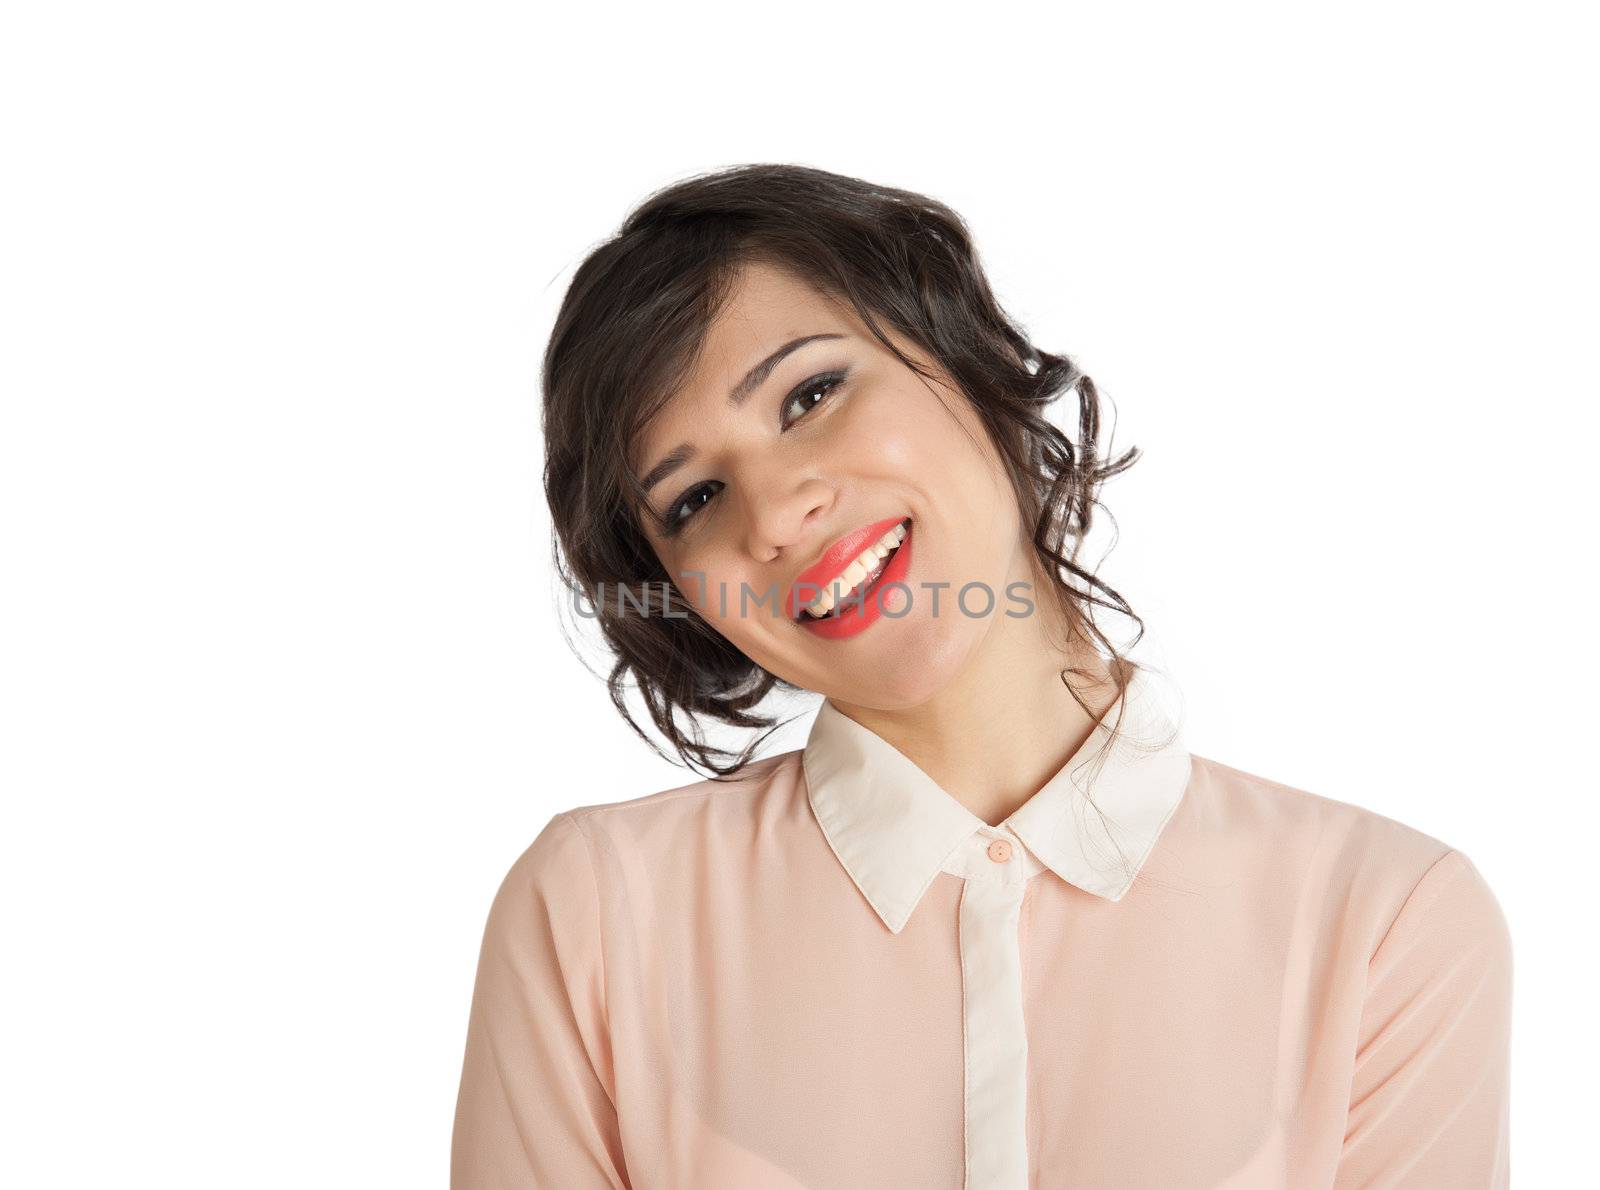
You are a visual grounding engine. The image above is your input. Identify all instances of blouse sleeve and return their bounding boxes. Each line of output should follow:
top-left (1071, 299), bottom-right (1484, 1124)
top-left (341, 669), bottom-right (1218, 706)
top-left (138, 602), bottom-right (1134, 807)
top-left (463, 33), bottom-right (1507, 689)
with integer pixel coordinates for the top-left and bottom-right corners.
top-left (451, 812), bottom-right (630, 1189)
top-left (1333, 847), bottom-right (1513, 1189)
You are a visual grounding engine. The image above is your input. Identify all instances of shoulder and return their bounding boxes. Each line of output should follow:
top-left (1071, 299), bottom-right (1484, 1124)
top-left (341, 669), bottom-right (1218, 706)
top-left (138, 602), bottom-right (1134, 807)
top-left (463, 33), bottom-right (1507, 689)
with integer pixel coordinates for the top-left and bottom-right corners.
top-left (567, 746), bottom-right (802, 832)
top-left (1185, 753), bottom-right (1453, 866)
top-left (503, 748), bottom-right (807, 887)
top-left (1372, 847), bottom-right (1512, 975)
top-left (1180, 753), bottom-right (1509, 951)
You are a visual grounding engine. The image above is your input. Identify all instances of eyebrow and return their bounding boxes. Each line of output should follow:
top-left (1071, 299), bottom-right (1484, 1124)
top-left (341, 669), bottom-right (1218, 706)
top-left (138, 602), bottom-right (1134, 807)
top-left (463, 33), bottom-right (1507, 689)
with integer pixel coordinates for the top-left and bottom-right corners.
top-left (636, 332), bottom-right (846, 499)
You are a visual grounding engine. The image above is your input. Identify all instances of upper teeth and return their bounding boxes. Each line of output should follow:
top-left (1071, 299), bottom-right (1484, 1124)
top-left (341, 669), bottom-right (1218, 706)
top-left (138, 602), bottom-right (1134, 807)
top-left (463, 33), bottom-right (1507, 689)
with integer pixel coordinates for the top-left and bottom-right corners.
top-left (802, 520), bottom-right (909, 617)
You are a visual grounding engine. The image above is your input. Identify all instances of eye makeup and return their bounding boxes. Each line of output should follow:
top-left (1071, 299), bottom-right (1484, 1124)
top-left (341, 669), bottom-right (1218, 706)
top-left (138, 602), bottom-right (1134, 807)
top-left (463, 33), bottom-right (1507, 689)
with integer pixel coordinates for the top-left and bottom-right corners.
top-left (653, 364), bottom-right (854, 538)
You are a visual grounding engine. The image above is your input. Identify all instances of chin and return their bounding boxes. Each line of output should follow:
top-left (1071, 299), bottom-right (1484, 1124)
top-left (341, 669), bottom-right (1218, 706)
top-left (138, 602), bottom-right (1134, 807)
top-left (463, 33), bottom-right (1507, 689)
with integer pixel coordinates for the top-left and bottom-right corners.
top-left (836, 624), bottom-right (982, 710)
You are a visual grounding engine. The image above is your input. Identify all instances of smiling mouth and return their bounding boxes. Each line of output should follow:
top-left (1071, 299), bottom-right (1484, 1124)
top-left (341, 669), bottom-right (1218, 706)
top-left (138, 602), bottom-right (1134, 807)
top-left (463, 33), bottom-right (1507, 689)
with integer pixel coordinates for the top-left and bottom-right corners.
top-left (793, 517), bottom-right (912, 621)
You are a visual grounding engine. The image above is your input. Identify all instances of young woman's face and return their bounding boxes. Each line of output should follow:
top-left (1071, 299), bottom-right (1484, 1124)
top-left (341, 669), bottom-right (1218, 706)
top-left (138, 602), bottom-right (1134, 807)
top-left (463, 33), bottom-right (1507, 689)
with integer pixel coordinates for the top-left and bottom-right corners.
top-left (631, 261), bottom-right (1034, 710)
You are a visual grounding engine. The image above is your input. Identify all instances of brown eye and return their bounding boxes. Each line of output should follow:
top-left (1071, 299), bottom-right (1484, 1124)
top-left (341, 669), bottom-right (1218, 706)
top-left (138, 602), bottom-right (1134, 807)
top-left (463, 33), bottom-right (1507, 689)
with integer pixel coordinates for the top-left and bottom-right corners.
top-left (663, 481), bottom-right (721, 535)
top-left (781, 369), bottom-right (849, 427)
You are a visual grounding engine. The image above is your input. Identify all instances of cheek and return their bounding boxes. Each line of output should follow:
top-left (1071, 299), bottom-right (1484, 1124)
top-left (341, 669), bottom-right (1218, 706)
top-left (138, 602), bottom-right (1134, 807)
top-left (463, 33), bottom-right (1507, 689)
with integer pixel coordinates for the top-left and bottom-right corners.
top-left (848, 401), bottom-right (925, 474)
top-left (867, 389), bottom-right (992, 488)
top-left (671, 552), bottom-right (765, 631)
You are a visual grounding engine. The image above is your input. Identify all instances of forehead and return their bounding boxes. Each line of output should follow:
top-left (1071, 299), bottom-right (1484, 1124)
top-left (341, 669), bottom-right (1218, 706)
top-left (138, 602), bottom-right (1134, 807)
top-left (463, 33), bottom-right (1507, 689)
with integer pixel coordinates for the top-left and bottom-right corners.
top-left (699, 261), bottom-right (850, 376)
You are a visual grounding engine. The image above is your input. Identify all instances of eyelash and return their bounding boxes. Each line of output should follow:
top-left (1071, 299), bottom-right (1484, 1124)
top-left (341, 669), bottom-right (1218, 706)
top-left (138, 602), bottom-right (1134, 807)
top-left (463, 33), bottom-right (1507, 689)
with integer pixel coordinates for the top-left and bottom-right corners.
top-left (659, 368), bottom-right (851, 537)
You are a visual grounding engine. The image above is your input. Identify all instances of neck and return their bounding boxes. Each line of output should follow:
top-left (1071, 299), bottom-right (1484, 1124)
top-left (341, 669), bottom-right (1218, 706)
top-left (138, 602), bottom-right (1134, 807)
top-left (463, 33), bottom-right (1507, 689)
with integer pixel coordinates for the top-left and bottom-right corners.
top-left (830, 549), bottom-right (1125, 828)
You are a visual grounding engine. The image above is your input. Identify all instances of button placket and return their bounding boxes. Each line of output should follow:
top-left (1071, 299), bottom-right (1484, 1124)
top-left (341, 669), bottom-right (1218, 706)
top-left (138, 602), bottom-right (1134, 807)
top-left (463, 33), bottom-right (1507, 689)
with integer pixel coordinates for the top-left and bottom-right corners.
top-left (957, 831), bottom-right (1031, 1189)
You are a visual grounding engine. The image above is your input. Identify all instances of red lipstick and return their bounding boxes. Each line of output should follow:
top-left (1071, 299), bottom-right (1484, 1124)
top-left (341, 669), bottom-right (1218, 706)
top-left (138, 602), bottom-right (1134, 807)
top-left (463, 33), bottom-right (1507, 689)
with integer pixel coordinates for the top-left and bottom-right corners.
top-left (788, 515), bottom-right (913, 640)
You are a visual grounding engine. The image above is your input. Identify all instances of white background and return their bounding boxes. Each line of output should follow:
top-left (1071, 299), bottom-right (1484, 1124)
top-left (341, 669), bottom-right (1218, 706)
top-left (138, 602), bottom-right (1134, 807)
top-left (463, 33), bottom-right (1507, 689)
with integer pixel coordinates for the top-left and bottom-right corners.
top-left (3, 2), bottom-right (1593, 1185)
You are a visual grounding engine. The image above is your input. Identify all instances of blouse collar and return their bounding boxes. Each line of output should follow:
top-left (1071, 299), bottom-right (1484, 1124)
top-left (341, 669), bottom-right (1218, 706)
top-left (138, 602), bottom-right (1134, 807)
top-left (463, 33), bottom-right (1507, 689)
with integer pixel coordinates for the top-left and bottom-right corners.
top-left (800, 666), bottom-right (1193, 933)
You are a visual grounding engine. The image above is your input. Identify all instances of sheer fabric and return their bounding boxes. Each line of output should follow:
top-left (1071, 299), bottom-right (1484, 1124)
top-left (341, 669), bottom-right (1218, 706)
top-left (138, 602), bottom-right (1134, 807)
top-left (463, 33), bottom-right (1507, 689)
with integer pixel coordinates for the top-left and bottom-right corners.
top-left (452, 670), bottom-right (1511, 1188)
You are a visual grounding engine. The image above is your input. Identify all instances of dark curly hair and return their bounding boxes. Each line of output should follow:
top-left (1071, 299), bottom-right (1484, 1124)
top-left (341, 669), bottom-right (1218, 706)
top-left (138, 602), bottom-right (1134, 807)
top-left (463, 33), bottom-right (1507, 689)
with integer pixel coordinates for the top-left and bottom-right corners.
top-left (541, 163), bottom-right (1148, 779)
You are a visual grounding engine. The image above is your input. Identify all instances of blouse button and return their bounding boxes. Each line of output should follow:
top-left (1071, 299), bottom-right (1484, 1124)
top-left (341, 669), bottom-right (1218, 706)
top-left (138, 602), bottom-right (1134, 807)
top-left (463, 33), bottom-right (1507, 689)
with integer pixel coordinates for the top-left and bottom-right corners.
top-left (986, 838), bottom-right (1012, 863)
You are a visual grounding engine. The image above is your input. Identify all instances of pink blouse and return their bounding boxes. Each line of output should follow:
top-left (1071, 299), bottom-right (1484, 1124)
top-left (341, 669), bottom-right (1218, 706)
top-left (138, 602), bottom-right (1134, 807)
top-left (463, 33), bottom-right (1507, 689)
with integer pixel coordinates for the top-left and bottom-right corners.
top-left (451, 669), bottom-right (1512, 1187)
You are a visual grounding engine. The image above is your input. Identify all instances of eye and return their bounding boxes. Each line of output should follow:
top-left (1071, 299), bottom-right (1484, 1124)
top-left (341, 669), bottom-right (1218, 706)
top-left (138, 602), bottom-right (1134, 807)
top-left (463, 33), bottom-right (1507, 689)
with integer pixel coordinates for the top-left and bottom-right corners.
top-left (780, 368), bottom-right (850, 428)
top-left (662, 481), bottom-right (721, 535)
top-left (659, 367), bottom-right (852, 537)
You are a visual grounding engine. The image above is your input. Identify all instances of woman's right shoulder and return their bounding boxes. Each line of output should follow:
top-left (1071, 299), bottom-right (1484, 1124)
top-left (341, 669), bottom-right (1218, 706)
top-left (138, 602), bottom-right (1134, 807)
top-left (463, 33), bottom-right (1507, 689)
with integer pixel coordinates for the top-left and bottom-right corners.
top-left (500, 748), bottom-right (804, 892)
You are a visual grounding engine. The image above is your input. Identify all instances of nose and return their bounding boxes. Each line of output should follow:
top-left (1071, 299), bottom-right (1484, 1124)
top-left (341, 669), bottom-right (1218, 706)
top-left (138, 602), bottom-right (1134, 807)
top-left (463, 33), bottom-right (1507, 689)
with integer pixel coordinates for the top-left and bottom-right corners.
top-left (743, 476), bottom-right (831, 562)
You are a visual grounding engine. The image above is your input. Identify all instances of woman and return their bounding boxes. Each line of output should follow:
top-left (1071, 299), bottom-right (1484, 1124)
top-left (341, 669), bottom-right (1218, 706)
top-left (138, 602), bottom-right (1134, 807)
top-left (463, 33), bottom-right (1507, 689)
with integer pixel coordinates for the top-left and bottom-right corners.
top-left (451, 164), bottom-right (1512, 1188)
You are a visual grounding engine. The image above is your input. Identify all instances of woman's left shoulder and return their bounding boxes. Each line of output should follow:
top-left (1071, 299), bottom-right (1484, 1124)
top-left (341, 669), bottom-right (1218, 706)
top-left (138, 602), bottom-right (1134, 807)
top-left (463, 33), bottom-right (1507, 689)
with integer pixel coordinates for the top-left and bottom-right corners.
top-left (1183, 752), bottom-right (1505, 921)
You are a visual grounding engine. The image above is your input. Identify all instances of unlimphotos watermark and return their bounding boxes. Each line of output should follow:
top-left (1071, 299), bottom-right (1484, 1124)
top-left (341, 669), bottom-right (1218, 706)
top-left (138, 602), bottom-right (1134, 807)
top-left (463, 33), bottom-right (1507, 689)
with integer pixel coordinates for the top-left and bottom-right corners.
top-left (574, 575), bottom-right (1038, 620)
